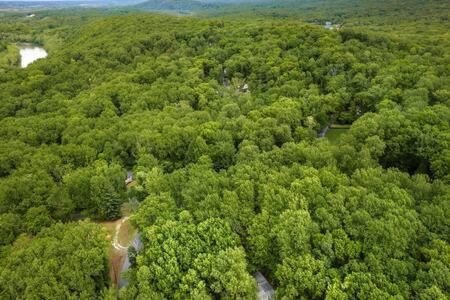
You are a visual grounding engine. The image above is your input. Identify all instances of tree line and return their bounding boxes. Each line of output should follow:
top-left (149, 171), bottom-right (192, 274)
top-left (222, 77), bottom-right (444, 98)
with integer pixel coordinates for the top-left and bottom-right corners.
top-left (0, 9), bottom-right (448, 299)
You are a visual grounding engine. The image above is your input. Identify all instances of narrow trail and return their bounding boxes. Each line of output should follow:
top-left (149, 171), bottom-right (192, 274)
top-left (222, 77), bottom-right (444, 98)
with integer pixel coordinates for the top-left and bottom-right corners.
top-left (112, 217), bottom-right (129, 252)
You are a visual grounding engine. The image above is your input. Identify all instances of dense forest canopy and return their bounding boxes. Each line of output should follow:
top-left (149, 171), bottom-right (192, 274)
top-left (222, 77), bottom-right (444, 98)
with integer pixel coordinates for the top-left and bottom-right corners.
top-left (0, 0), bottom-right (448, 299)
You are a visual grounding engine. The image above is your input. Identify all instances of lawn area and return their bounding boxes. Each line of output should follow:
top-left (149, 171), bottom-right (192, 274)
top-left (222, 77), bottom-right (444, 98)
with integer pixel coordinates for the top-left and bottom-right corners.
top-left (326, 128), bottom-right (349, 143)
top-left (100, 219), bottom-right (117, 238)
top-left (98, 216), bottom-right (137, 252)
top-left (330, 124), bottom-right (351, 129)
top-left (117, 218), bottom-right (136, 246)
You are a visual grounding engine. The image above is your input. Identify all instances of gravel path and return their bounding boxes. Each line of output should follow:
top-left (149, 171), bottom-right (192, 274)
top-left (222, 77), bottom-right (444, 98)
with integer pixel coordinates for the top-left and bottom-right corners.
top-left (112, 217), bottom-right (129, 252)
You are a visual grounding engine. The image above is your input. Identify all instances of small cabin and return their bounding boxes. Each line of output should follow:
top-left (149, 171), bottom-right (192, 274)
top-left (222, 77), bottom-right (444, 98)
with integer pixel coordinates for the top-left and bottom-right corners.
top-left (325, 21), bottom-right (332, 29)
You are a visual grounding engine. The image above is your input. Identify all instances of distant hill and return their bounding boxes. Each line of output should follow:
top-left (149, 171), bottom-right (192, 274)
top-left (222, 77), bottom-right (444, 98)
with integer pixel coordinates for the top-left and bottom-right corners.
top-left (134, 0), bottom-right (273, 12)
top-left (134, 0), bottom-right (219, 12)
top-left (0, 0), bottom-right (144, 10)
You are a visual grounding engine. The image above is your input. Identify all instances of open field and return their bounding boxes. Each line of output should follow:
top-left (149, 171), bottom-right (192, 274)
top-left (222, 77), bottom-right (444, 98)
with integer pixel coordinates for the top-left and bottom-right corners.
top-left (326, 128), bottom-right (349, 143)
top-left (330, 124), bottom-right (351, 129)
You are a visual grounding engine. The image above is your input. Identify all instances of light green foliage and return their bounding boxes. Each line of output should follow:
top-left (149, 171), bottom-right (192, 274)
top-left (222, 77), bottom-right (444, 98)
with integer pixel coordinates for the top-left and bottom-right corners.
top-left (276, 254), bottom-right (328, 299)
top-left (24, 206), bottom-right (53, 234)
top-left (0, 2), bottom-right (448, 299)
top-left (123, 216), bottom-right (256, 299)
top-left (0, 213), bottom-right (22, 246)
top-left (0, 221), bottom-right (109, 299)
top-left (0, 42), bottom-right (19, 71)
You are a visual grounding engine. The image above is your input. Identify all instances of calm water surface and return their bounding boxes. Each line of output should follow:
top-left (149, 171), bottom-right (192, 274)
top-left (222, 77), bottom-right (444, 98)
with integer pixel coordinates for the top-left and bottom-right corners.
top-left (19, 45), bottom-right (47, 68)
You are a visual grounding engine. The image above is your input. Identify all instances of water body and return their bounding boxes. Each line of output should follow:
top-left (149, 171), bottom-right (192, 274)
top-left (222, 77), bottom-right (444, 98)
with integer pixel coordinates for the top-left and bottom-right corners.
top-left (19, 45), bottom-right (47, 68)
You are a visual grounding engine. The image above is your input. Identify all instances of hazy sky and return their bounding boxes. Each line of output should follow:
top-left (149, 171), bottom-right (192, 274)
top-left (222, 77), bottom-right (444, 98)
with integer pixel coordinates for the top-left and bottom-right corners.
top-left (2, 0), bottom-right (173, 1)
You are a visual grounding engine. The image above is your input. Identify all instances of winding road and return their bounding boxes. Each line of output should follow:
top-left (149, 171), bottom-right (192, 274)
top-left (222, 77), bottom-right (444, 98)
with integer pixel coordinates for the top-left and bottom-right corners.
top-left (112, 217), bottom-right (130, 252)
top-left (118, 233), bottom-right (143, 288)
top-left (112, 217), bottom-right (143, 289)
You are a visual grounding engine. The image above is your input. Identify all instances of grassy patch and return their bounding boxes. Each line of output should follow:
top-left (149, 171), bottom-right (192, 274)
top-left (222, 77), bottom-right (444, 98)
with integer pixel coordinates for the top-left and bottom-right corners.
top-left (100, 219), bottom-right (117, 237)
top-left (330, 124), bottom-right (351, 129)
top-left (118, 218), bottom-right (137, 246)
top-left (326, 128), bottom-right (349, 143)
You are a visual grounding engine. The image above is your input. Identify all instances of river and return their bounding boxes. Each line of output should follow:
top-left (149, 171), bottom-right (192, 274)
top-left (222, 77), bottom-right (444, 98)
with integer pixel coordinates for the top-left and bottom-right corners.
top-left (19, 45), bottom-right (47, 68)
